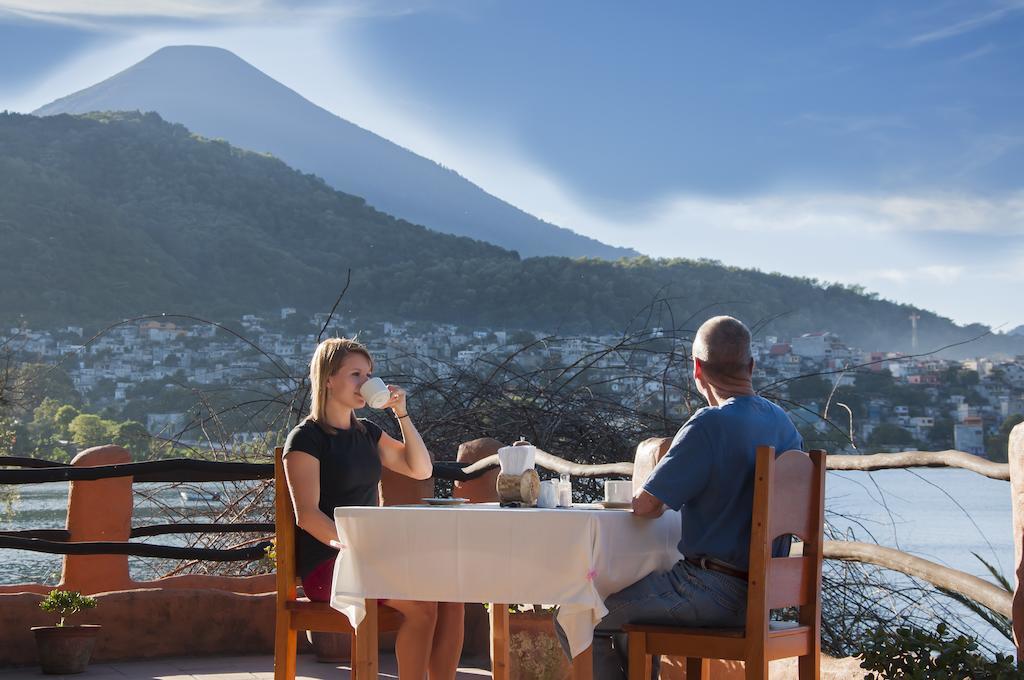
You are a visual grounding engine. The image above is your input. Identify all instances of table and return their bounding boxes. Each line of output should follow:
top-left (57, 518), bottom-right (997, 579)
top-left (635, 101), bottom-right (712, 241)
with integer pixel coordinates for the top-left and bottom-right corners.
top-left (330, 503), bottom-right (681, 679)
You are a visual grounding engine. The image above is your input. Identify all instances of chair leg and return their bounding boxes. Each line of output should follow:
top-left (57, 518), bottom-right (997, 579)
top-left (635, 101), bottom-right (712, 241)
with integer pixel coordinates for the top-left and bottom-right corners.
top-left (273, 615), bottom-right (296, 680)
top-left (627, 632), bottom-right (650, 680)
top-left (744, 653), bottom-right (768, 680)
top-left (686, 658), bottom-right (709, 679)
top-left (571, 645), bottom-right (593, 680)
top-left (798, 652), bottom-right (820, 679)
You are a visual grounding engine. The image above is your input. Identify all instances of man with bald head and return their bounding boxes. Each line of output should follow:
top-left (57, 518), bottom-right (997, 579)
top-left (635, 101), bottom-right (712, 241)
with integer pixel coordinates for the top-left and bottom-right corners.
top-left (572, 316), bottom-right (803, 679)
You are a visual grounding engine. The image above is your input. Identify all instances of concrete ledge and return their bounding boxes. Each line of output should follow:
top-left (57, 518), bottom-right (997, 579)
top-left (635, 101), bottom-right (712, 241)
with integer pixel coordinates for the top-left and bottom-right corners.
top-left (0, 588), bottom-right (276, 667)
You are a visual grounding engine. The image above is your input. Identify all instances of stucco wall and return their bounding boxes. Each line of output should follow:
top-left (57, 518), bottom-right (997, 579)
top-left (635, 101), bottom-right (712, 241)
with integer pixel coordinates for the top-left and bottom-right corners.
top-left (0, 588), bottom-right (277, 666)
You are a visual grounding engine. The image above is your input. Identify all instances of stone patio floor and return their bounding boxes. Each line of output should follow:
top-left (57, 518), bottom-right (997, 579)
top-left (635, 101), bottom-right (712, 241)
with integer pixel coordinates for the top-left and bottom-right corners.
top-left (0, 654), bottom-right (868, 679)
top-left (0, 654), bottom-right (491, 679)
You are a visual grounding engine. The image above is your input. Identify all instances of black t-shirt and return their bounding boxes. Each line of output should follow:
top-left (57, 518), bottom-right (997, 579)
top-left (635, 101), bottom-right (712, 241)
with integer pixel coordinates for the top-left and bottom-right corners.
top-left (282, 417), bottom-right (384, 577)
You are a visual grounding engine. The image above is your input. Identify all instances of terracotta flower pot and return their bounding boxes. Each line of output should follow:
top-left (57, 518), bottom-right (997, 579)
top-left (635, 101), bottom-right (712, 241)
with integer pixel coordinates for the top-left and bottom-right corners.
top-left (31, 625), bottom-right (102, 675)
top-left (509, 611), bottom-right (571, 680)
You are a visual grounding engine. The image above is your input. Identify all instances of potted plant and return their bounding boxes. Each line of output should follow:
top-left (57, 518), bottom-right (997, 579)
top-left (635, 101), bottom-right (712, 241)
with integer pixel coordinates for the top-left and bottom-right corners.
top-left (31, 589), bottom-right (101, 674)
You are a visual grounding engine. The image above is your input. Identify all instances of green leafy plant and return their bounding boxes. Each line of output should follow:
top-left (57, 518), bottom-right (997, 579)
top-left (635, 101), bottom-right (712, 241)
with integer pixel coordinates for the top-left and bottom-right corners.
top-left (38, 590), bottom-right (97, 627)
top-left (859, 621), bottom-right (1019, 679)
top-left (0, 418), bottom-right (20, 519)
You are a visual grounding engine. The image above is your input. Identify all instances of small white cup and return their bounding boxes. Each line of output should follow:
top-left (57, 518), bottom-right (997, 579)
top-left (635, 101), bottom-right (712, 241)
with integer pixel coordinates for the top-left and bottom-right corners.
top-left (604, 480), bottom-right (632, 504)
top-left (359, 377), bottom-right (391, 409)
top-left (538, 480), bottom-right (558, 509)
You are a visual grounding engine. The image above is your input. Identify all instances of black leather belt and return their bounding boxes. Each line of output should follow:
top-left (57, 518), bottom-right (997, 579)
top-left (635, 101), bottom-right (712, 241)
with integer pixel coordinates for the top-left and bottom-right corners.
top-left (685, 556), bottom-right (748, 581)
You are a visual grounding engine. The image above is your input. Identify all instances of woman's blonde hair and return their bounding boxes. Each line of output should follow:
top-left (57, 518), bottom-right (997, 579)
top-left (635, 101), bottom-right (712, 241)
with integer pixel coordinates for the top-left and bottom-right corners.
top-left (308, 337), bottom-right (374, 433)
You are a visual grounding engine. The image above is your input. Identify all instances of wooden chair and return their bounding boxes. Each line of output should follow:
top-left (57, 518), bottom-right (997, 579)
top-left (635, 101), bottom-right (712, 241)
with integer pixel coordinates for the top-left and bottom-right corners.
top-left (273, 446), bottom-right (402, 679)
top-left (624, 446), bottom-right (826, 679)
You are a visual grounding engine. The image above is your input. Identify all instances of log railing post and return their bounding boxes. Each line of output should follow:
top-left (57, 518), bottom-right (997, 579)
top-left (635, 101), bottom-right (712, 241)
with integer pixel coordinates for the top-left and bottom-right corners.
top-left (1009, 422), bottom-right (1024, 663)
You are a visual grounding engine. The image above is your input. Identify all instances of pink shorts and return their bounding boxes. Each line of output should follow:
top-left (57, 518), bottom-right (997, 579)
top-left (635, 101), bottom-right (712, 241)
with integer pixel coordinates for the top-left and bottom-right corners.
top-left (301, 557), bottom-right (335, 602)
top-left (301, 557), bottom-right (383, 606)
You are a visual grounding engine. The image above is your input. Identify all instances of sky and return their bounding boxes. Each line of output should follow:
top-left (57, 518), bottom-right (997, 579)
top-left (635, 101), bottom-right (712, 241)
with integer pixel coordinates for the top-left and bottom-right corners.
top-left (0, 0), bottom-right (1022, 330)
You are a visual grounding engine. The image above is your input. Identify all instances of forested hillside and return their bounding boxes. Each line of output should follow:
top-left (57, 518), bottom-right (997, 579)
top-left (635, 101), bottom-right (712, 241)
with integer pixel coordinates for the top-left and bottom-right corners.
top-left (0, 112), bottom-right (1017, 357)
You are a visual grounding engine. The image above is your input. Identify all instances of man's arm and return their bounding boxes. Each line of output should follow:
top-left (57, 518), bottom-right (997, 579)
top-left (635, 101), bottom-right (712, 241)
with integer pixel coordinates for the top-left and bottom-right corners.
top-left (632, 489), bottom-right (666, 518)
top-left (641, 416), bottom-right (714, 514)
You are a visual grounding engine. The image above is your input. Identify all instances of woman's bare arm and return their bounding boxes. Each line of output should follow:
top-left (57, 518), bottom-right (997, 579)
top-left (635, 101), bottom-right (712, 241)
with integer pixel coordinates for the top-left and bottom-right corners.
top-left (283, 450), bottom-right (340, 547)
top-left (375, 386), bottom-right (433, 480)
top-left (377, 417), bottom-right (433, 480)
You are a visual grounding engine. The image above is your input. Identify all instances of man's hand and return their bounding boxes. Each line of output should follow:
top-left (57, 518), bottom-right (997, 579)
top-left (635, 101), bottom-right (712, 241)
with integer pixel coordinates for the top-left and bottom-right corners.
top-left (632, 489), bottom-right (666, 518)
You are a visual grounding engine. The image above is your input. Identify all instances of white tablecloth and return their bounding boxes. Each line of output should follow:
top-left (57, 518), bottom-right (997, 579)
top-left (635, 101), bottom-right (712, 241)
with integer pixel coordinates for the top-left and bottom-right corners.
top-left (330, 504), bottom-right (682, 657)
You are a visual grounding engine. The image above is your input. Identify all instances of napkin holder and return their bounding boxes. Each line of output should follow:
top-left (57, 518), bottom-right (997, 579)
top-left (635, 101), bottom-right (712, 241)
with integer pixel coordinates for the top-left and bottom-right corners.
top-left (496, 438), bottom-right (540, 507)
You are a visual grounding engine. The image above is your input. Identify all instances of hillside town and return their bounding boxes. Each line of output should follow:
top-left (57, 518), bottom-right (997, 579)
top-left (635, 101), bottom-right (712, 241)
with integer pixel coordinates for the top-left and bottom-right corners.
top-left (4, 310), bottom-right (1023, 460)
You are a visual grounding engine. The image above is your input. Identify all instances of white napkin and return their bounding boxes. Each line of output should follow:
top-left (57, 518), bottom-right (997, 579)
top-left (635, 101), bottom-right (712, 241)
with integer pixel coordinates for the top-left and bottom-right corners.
top-left (497, 444), bottom-right (536, 475)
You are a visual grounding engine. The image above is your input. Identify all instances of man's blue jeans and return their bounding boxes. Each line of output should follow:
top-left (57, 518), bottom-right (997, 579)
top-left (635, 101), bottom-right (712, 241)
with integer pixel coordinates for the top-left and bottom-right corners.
top-left (556, 559), bottom-right (747, 680)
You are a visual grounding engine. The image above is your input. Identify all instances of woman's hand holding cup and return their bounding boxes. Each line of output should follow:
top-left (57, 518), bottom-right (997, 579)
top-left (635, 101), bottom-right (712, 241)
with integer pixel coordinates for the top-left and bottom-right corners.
top-left (359, 377), bottom-right (408, 416)
top-left (381, 384), bottom-right (408, 417)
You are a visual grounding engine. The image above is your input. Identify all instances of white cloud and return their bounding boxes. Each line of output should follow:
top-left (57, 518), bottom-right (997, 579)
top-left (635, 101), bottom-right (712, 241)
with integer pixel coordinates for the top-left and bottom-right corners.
top-left (919, 265), bottom-right (966, 281)
top-left (906, 2), bottom-right (1024, 46)
top-left (831, 261), bottom-right (1022, 329)
top-left (949, 42), bottom-right (996, 64)
top-left (451, 163), bottom-right (1020, 326)
top-left (863, 266), bottom-right (965, 285)
top-left (435, 149), bottom-right (1019, 328)
top-left (1, 1), bottom-right (257, 19)
top-left (504, 184), bottom-right (1024, 245)
top-left (0, 0), bottom-right (432, 31)
top-left (791, 112), bottom-right (908, 136)
top-left (956, 134), bottom-right (1024, 177)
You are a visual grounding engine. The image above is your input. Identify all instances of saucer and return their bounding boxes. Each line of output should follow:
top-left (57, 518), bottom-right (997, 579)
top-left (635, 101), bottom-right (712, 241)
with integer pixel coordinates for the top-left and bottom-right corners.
top-left (421, 497), bottom-right (470, 506)
top-left (597, 500), bottom-right (632, 510)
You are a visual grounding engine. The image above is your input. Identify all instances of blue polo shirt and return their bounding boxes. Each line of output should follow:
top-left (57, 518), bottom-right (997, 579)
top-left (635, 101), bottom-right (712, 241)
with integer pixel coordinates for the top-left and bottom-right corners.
top-left (643, 395), bottom-right (803, 571)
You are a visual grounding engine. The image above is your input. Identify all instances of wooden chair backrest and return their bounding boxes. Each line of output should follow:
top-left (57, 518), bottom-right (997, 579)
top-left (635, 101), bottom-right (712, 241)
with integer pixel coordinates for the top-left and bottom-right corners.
top-left (274, 446), bottom-right (300, 602)
top-left (631, 436), bottom-right (673, 494)
top-left (745, 446), bottom-right (826, 638)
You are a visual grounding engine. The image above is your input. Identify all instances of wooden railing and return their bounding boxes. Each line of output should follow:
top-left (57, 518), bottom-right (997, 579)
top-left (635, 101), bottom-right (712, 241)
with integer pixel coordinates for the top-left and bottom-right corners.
top-left (0, 454), bottom-right (493, 562)
top-left (815, 434), bottom-right (1024, 661)
top-left (825, 449), bottom-right (1009, 480)
top-left (4, 427), bottom-right (1024, 658)
top-left (0, 455), bottom-right (274, 562)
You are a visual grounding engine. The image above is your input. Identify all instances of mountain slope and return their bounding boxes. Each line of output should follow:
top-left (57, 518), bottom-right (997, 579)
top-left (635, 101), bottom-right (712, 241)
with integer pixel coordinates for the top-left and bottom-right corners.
top-left (0, 111), bottom-right (1017, 359)
top-left (34, 45), bottom-right (635, 260)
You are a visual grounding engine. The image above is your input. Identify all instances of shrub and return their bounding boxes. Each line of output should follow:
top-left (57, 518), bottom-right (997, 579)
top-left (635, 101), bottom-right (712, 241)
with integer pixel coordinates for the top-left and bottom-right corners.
top-left (38, 590), bottom-right (97, 627)
top-left (859, 621), bottom-right (1019, 679)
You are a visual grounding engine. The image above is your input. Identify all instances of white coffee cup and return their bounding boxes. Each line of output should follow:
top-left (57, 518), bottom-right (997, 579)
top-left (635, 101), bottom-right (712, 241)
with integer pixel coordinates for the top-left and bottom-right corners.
top-left (359, 377), bottom-right (391, 409)
top-left (538, 480), bottom-right (558, 509)
top-left (604, 480), bottom-right (633, 504)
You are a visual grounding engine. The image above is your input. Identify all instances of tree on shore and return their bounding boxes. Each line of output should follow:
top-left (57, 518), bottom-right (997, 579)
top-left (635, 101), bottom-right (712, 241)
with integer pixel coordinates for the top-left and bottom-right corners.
top-left (988, 415), bottom-right (1024, 463)
top-left (867, 423), bottom-right (916, 450)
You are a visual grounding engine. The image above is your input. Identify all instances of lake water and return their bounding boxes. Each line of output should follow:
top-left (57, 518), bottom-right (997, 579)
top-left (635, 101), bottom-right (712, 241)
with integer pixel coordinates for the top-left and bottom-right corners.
top-left (0, 481), bottom-right (251, 585)
top-left (2, 469), bottom-right (1016, 652)
top-left (826, 468), bottom-right (1013, 584)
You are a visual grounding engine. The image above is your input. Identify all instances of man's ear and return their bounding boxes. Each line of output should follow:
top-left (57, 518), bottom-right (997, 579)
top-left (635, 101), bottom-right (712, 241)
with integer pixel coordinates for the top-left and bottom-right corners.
top-left (748, 358), bottom-right (755, 374)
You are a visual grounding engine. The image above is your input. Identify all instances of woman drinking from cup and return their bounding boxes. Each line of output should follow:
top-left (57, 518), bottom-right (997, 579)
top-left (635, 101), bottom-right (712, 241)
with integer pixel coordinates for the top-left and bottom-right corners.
top-left (282, 337), bottom-right (465, 678)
